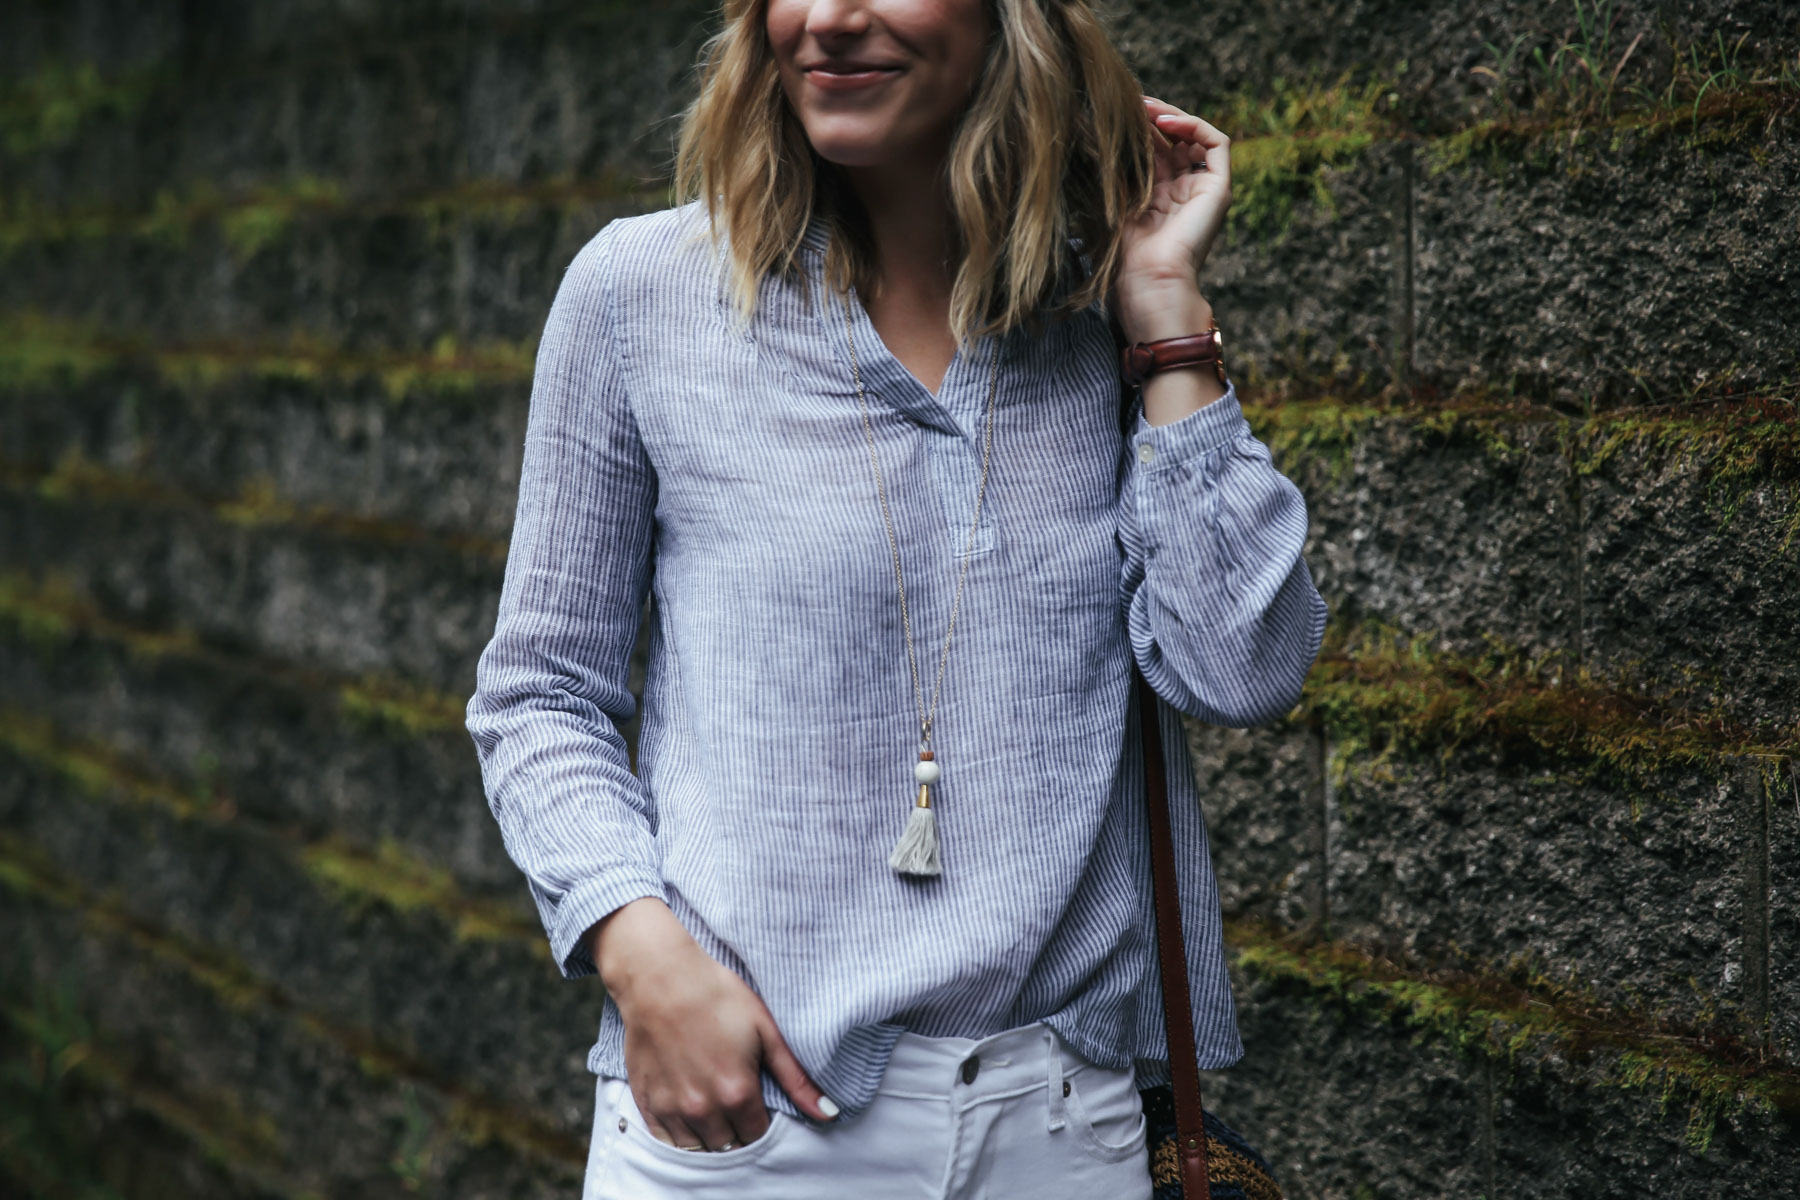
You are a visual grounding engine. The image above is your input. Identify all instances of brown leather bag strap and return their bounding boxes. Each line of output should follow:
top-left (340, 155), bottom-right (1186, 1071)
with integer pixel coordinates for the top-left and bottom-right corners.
top-left (1137, 666), bottom-right (1211, 1198)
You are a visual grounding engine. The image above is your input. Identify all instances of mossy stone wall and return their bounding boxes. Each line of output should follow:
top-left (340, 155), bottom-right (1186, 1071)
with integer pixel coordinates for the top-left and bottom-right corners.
top-left (2, 1), bottom-right (1796, 1195)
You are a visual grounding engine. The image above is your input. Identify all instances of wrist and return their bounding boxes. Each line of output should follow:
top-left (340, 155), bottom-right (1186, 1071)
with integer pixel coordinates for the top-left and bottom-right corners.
top-left (591, 896), bottom-right (686, 1006)
top-left (1117, 285), bottom-right (1213, 345)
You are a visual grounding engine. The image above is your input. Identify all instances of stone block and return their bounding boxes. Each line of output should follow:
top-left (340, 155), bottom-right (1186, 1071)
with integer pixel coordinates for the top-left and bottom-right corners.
top-left (1198, 962), bottom-right (1489, 1199)
top-left (0, 486), bottom-right (502, 693)
top-left (1298, 414), bottom-right (1578, 660)
top-left (1212, 956), bottom-right (1800, 1200)
top-left (1490, 1049), bottom-right (1800, 1197)
top-left (0, 753), bottom-right (598, 1120)
top-left (0, 373), bottom-right (533, 544)
top-left (8, 7), bottom-right (716, 209)
top-left (2, 886), bottom-right (584, 1196)
top-left (1184, 718), bottom-right (1324, 932)
top-left (0, 626), bottom-right (527, 899)
top-left (1325, 745), bottom-right (1762, 1038)
top-left (1414, 127), bottom-right (1800, 402)
top-left (1581, 435), bottom-right (1800, 728)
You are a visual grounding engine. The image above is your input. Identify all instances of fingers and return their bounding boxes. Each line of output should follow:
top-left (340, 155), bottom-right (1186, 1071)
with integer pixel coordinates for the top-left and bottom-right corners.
top-left (685, 1100), bottom-right (746, 1153)
top-left (1142, 96), bottom-right (1232, 182)
top-left (759, 1014), bottom-right (840, 1122)
top-left (641, 1086), bottom-right (757, 1152)
top-left (717, 1071), bottom-right (774, 1149)
top-left (640, 1105), bottom-right (706, 1151)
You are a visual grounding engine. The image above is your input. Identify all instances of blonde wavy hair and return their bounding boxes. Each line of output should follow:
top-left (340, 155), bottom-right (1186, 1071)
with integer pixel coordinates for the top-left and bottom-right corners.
top-left (671, 0), bottom-right (1157, 347)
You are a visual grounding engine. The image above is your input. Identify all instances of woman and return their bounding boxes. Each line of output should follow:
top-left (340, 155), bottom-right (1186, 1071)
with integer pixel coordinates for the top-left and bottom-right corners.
top-left (465, 0), bottom-right (1326, 1196)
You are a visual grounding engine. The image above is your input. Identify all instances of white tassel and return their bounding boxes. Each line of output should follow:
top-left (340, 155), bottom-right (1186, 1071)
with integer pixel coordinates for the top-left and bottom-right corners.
top-left (889, 786), bottom-right (942, 876)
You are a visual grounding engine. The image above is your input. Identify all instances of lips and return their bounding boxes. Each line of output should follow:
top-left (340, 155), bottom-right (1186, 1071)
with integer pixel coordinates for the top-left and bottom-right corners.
top-left (803, 63), bottom-right (904, 91)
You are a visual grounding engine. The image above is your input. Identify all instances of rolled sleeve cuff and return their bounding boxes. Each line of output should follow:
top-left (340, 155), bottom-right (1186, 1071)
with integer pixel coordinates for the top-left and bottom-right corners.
top-left (1129, 381), bottom-right (1249, 472)
top-left (549, 872), bottom-right (670, 980)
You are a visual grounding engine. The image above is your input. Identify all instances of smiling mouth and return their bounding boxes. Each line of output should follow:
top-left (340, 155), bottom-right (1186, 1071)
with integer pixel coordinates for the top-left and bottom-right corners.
top-left (804, 67), bottom-right (904, 90)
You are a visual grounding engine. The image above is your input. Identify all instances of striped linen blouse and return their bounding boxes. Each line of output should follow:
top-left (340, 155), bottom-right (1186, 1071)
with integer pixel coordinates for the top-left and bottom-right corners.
top-left (464, 198), bottom-right (1327, 1123)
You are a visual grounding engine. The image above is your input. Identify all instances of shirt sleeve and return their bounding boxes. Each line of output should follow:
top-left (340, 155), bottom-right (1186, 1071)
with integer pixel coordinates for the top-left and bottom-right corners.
top-left (464, 220), bottom-right (668, 980)
top-left (1117, 381), bottom-right (1328, 727)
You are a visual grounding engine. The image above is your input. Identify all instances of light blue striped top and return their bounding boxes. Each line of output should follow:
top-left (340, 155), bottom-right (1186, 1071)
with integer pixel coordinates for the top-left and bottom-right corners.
top-left (465, 198), bottom-right (1327, 1122)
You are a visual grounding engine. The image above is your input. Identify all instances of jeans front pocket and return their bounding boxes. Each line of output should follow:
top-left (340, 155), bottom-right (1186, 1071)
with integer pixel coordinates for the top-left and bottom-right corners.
top-left (607, 1076), bottom-right (795, 1172)
top-left (1062, 1065), bottom-right (1149, 1164)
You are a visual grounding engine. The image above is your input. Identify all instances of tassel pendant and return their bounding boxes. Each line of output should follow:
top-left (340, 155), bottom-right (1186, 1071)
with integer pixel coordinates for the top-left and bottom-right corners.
top-left (889, 751), bottom-right (943, 877)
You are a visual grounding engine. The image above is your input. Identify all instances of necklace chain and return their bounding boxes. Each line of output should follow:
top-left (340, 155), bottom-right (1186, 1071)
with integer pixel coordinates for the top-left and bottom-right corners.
top-left (841, 290), bottom-right (1000, 753)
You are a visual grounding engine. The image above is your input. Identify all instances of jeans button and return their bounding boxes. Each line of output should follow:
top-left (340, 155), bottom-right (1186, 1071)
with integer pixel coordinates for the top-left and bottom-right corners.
top-left (960, 1055), bottom-right (980, 1084)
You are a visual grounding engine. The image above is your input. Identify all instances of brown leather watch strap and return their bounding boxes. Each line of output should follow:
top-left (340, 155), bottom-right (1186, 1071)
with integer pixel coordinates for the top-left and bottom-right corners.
top-left (1120, 326), bottom-right (1226, 389)
top-left (1137, 667), bottom-right (1211, 1198)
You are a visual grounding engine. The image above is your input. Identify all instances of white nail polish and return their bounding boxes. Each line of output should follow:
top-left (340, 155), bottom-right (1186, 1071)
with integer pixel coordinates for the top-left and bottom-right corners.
top-left (818, 1095), bottom-right (840, 1118)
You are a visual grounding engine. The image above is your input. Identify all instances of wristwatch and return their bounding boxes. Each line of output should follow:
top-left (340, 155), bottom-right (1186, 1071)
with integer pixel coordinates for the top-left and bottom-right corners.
top-left (1119, 318), bottom-right (1227, 388)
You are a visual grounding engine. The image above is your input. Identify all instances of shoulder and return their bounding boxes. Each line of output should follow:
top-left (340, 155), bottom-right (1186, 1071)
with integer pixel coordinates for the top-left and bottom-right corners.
top-left (561, 200), bottom-right (726, 308)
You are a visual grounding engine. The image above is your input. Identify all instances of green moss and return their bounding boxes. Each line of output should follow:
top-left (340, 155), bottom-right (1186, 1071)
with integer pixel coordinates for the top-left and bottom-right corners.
top-left (0, 569), bottom-right (468, 742)
top-left (300, 837), bottom-right (538, 945)
top-left (0, 61), bottom-right (152, 156)
top-left (0, 569), bottom-right (201, 667)
top-left (0, 705), bottom-right (534, 945)
top-left (0, 313), bottom-right (116, 387)
top-left (0, 968), bottom-right (125, 1200)
top-left (1242, 397), bottom-right (1387, 483)
top-left (0, 311), bottom-right (536, 398)
top-left (388, 1084), bottom-right (442, 1191)
top-left (1564, 395), bottom-right (1800, 550)
top-left (217, 178), bottom-right (344, 259)
top-left (0, 710), bottom-right (143, 804)
top-left (1225, 918), bottom-right (1800, 1153)
top-left (0, 171), bottom-right (660, 259)
top-left (339, 679), bottom-right (467, 738)
top-left (1300, 621), bottom-right (1799, 794)
top-left (1211, 74), bottom-right (1397, 243)
top-left (3, 443), bottom-right (509, 562)
top-left (1245, 392), bottom-right (1800, 552)
top-left (0, 914), bottom-right (295, 1192)
top-left (1435, 2), bottom-right (1799, 174)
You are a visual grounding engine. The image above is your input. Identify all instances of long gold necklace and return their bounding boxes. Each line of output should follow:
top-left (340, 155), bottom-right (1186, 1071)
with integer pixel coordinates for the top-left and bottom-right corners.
top-left (840, 289), bottom-right (1001, 878)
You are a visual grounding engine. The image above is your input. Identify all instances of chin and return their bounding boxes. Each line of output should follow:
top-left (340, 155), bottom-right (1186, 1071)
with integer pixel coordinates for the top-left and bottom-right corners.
top-left (802, 130), bottom-right (900, 168)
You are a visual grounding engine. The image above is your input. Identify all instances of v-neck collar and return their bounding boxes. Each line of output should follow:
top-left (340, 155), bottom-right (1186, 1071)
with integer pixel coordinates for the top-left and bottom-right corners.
top-left (802, 214), bottom-right (1013, 441)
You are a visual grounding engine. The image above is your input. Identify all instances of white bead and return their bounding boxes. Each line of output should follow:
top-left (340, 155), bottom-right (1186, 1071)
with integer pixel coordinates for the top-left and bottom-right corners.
top-left (914, 759), bottom-right (941, 784)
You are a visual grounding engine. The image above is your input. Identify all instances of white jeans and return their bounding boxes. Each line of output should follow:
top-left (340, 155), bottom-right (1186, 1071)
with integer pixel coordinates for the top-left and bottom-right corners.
top-left (581, 1019), bottom-right (1153, 1199)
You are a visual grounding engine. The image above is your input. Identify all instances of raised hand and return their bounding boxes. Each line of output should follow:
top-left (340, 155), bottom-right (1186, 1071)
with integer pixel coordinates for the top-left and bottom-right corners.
top-left (1113, 96), bottom-right (1232, 345)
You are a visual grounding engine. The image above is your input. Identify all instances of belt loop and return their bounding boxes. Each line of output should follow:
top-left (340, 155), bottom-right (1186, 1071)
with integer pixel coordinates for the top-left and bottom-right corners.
top-left (1045, 1028), bottom-right (1066, 1132)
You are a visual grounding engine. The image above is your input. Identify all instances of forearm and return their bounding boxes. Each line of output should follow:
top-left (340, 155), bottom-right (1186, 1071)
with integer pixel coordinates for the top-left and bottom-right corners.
top-left (1119, 382), bottom-right (1327, 726)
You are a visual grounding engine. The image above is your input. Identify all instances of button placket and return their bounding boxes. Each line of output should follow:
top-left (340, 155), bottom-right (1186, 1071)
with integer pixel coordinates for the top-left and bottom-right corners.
top-left (831, 279), bottom-right (1003, 561)
top-left (928, 434), bottom-right (998, 559)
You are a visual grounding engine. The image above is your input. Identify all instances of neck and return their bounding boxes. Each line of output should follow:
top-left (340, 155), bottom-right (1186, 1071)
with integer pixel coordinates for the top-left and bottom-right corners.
top-left (840, 146), bottom-right (956, 305)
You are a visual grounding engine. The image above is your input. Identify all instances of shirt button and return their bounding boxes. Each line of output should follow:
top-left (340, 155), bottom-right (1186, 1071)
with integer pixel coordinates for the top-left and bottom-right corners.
top-left (1138, 442), bottom-right (1155, 464)
top-left (960, 1056), bottom-right (980, 1084)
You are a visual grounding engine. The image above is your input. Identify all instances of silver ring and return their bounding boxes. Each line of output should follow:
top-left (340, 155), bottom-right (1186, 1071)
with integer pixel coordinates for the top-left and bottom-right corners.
top-left (719, 1141), bottom-right (738, 1151)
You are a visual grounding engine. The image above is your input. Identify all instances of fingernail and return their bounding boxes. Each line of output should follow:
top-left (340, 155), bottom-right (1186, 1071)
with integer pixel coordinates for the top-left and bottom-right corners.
top-left (818, 1095), bottom-right (840, 1119)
